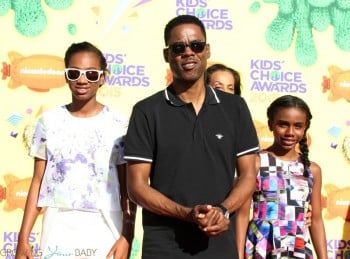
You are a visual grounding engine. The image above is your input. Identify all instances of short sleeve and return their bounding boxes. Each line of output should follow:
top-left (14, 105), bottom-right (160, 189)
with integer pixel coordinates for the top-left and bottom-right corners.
top-left (29, 116), bottom-right (47, 160)
top-left (114, 135), bottom-right (126, 165)
top-left (124, 105), bottom-right (154, 162)
top-left (111, 109), bottom-right (129, 165)
top-left (236, 98), bottom-right (260, 156)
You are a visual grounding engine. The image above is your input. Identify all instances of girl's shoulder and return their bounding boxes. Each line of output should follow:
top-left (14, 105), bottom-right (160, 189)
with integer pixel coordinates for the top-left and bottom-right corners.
top-left (258, 149), bottom-right (269, 156)
top-left (102, 105), bottom-right (128, 120)
top-left (310, 161), bottom-right (322, 178)
top-left (37, 105), bottom-right (68, 123)
top-left (101, 106), bottom-right (129, 132)
top-left (258, 149), bottom-right (274, 160)
top-left (258, 150), bottom-right (274, 167)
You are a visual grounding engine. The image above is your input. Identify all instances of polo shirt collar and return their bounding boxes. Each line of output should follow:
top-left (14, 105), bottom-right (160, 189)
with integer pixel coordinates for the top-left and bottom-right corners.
top-left (164, 84), bottom-right (220, 106)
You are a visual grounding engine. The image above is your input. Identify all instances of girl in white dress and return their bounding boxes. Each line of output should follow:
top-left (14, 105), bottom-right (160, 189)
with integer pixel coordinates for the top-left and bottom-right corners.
top-left (16, 41), bottom-right (136, 259)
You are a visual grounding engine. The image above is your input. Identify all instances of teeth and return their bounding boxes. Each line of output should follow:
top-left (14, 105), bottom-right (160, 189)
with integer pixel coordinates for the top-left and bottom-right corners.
top-left (183, 63), bottom-right (195, 69)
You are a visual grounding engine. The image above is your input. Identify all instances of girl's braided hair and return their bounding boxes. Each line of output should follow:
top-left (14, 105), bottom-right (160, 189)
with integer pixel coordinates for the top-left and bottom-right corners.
top-left (267, 95), bottom-right (312, 177)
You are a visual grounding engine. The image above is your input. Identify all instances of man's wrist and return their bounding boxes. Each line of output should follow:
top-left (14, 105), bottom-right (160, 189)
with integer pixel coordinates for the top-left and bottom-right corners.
top-left (186, 208), bottom-right (196, 223)
top-left (215, 204), bottom-right (230, 219)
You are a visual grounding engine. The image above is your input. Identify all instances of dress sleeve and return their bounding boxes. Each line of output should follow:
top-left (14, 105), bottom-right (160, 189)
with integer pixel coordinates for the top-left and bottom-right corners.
top-left (112, 109), bottom-right (129, 165)
top-left (29, 116), bottom-right (47, 160)
top-left (115, 135), bottom-right (126, 165)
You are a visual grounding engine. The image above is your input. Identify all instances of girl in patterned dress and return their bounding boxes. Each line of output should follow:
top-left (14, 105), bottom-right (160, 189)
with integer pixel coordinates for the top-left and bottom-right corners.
top-left (236, 95), bottom-right (327, 258)
top-left (15, 42), bottom-right (136, 259)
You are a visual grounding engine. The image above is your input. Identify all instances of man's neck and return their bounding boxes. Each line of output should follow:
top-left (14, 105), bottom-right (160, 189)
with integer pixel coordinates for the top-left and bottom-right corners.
top-left (173, 81), bottom-right (206, 114)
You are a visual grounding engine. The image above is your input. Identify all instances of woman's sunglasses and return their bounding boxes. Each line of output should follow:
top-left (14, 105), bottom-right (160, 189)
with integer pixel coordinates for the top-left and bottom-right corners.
top-left (168, 41), bottom-right (206, 55)
top-left (65, 68), bottom-right (104, 83)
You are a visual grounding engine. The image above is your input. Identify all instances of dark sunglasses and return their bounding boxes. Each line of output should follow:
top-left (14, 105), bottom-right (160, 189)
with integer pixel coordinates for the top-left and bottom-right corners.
top-left (65, 68), bottom-right (103, 83)
top-left (168, 41), bottom-right (206, 54)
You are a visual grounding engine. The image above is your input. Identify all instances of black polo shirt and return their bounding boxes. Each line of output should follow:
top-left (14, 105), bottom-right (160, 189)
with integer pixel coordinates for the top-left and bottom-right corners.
top-left (124, 85), bottom-right (259, 259)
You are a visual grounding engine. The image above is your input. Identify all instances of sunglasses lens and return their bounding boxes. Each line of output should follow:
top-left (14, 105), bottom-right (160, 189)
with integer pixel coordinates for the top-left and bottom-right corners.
top-left (66, 69), bottom-right (81, 80)
top-left (191, 42), bottom-right (206, 52)
top-left (85, 70), bottom-right (100, 82)
top-left (171, 43), bottom-right (186, 54)
top-left (65, 69), bottom-right (102, 82)
top-left (169, 42), bottom-right (206, 54)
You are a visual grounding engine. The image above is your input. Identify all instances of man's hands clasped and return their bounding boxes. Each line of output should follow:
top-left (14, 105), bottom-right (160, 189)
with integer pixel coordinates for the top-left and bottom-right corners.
top-left (188, 205), bottom-right (230, 237)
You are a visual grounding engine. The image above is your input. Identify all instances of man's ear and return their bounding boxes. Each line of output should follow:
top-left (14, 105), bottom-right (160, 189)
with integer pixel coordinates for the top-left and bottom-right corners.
top-left (268, 119), bottom-right (273, 131)
top-left (206, 43), bottom-right (211, 59)
top-left (163, 48), bottom-right (169, 63)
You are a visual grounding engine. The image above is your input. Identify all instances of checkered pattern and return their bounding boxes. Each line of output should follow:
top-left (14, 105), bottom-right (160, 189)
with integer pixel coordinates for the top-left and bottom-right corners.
top-left (245, 152), bottom-right (314, 258)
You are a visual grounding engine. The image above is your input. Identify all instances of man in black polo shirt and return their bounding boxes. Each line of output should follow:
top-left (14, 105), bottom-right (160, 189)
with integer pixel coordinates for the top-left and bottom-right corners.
top-left (124, 14), bottom-right (260, 259)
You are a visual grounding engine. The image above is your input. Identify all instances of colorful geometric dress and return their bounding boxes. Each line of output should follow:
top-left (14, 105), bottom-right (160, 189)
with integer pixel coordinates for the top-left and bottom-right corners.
top-left (245, 151), bottom-right (314, 258)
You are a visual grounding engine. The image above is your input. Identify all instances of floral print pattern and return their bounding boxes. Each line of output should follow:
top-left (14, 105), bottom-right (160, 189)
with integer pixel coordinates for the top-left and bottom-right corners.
top-left (30, 105), bottom-right (127, 211)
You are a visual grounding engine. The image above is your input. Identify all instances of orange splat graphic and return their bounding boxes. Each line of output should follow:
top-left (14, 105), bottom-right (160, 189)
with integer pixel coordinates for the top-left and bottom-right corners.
top-left (1, 174), bottom-right (32, 211)
top-left (253, 120), bottom-right (274, 150)
top-left (322, 184), bottom-right (350, 221)
top-left (321, 75), bottom-right (330, 92)
top-left (1, 51), bottom-right (66, 92)
top-left (322, 65), bottom-right (350, 102)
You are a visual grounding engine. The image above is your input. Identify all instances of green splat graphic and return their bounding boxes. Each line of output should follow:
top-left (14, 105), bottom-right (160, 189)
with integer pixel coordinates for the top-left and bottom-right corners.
top-left (68, 23), bottom-right (77, 35)
top-left (130, 237), bottom-right (141, 259)
top-left (0, 0), bottom-right (73, 37)
top-left (310, 7), bottom-right (331, 32)
top-left (14, 1), bottom-right (47, 37)
top-left (0, 0), bottom-right (11, 16)
top-left (332, 7), bottom-right (350, 51)
top-left (250, 0), bottom-right (350, 67)
top-left (265, 14), bottom-right (295, 51)
top-left (250, 2), bottom-right (261, 13)
top-left (45, 0), bottom-right (73, 10)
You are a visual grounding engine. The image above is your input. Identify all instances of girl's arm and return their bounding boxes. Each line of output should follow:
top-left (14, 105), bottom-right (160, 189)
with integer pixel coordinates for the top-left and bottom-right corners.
top-left (118, 163), bottom-right (137, 245)
top-left (107, 163), bottom-right (137, 259)
top-left (235, 154), bottom-right (259, 259)
top-left (235, 198), bottom-right (251, 259)
top-left (16, 158), bottom-right (46, 259)
top-left (308, 162), bottom-right (328, 259)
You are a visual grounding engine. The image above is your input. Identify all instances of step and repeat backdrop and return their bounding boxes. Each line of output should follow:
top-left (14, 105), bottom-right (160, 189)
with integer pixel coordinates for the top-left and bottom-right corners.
top-left (1, 1), bottom-right (350, 258)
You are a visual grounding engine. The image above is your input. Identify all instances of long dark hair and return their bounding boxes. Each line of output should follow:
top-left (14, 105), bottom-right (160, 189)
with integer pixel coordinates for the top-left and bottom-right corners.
top-left (267, 95), bottom-right (312, 177)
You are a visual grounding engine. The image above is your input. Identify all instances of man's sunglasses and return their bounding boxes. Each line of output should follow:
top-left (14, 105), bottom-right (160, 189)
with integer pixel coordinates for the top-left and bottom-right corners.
top-left (65, 68), bottom-right (104, 83)
top-left (168, 41), bottom-right (206, 54)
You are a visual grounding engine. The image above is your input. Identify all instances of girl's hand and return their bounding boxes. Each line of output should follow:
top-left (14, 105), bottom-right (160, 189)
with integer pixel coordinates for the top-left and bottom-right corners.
top-left (15, 242), bottom-right (34, 259)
